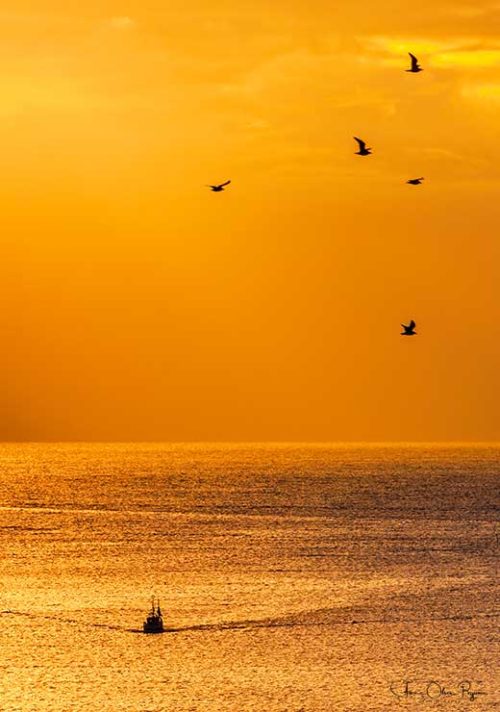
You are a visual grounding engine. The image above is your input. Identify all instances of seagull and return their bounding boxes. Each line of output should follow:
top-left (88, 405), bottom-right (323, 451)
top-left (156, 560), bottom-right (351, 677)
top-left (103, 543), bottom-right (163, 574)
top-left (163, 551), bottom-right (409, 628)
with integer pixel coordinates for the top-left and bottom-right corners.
top-left (407, 177), bottom-right (424, 185)
top-left (401, 320), bottom-right (417, 336)
top-left (406, 53), bottom-right (423, 73)
top-left (353, 137), bottom-right (372, 156)
top-left (207, 180), bottom-right (231, 192)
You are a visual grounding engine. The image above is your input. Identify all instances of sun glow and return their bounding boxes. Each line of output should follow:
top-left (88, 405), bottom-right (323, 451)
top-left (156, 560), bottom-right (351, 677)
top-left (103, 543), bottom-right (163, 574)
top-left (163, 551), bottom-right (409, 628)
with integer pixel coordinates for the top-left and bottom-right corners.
top-left (0, 1), bottom-right (499, 441)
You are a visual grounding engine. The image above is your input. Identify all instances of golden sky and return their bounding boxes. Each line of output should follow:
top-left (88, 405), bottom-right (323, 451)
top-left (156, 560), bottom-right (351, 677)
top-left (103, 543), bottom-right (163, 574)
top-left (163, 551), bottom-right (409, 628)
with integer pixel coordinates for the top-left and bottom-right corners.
top-left (1, 1), bottom-right (499, 440)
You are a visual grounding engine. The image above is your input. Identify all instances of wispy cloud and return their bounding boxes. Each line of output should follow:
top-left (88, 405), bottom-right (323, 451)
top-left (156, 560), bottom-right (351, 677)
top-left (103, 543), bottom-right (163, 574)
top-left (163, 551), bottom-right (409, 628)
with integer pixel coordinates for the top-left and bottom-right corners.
top-left (216, 46), bottom-right (396, 109)
top-left (433, 49), bottom-right (500, 67)
top-left (108, 17), bottom-right (136, 30)
top-left (360, 35), bottom-right (500, 69)
top-left (0, 76), bottom-right (110, 117)
top-left (361, 35), bottom-right (468, 56)
top-left (445, 3), bottom-right (500, 19)
top-left (462, 82), bottom-right (500, 102)
top-left (418, 147), bottom-right (467, 163)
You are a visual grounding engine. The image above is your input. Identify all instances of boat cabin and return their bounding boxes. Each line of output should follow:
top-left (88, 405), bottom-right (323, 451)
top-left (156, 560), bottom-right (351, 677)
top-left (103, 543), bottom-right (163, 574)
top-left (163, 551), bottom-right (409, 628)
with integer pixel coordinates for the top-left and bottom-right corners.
top-left (143, 597), bottom-right (165, 634)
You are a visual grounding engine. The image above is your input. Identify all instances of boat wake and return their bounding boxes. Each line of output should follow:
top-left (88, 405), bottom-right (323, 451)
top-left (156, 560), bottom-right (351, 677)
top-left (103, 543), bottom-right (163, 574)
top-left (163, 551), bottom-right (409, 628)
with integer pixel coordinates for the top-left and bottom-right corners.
top-left (0, 610), bottom-right (130, 633)
top-left (2, 607), bottom-right (497, 636)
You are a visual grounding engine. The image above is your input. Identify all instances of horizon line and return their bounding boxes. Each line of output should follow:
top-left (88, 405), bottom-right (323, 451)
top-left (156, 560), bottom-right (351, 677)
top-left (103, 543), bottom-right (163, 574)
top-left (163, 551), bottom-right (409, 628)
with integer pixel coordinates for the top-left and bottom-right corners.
top-left (0, 440), bottom-right (499, 446)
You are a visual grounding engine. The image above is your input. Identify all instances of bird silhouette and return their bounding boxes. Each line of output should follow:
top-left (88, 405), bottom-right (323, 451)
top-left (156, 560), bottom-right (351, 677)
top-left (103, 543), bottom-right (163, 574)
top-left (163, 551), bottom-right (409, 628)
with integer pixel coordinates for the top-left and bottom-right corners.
top-left (406, 53), bottom-right (423, 73)
top-left (401, 320), bottom-right (417, 336)
top-left (407, 177), bottom-right (424, 185)
top-left (354, 137), bottom-right (372, 156)
top-left (207, 180), bottom-right (231, 192)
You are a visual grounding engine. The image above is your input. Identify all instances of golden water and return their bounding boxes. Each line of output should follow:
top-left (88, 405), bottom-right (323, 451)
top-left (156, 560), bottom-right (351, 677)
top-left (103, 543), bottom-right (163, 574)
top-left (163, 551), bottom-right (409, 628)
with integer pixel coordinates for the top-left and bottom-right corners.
top-left (0, 443), bottom-right (498, 710)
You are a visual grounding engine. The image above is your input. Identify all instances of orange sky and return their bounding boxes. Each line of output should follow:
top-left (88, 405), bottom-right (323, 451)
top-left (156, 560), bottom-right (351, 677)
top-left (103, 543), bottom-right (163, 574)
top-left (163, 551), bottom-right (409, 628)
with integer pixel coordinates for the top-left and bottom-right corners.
top-left (1, 1), bottom-right (499, 440)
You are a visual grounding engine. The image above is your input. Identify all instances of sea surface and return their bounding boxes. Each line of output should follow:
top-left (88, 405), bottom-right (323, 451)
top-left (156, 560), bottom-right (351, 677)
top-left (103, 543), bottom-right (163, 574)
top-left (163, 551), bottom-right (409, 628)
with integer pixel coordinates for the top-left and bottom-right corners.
top-left (0, 443), bottom-right (498, 711)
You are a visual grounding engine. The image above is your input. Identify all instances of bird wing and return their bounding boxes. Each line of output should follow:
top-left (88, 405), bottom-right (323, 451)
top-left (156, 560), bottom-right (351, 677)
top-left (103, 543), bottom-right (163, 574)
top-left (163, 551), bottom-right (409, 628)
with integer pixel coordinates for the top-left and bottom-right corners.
top-left (409, 320), bottom-right (416, 329)
top-left (409, 52), bottom-right (418, 68)
top-left (401, 324), bottom-right (408, 329)
top-left (353, 137), bottom-right (366, 149)
top-left (219, 180), bottom-right (231, 187)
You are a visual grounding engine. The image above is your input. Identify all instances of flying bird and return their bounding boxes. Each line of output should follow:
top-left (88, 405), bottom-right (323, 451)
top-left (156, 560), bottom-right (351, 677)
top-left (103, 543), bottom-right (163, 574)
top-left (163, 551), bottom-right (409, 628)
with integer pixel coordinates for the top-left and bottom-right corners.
top-left (401, 320), bottom-right (417, 336)
top-left (407, 177), bottom-right (424, 185)
top-left (207, 180), bottom-right (231, 192)
top-left (353, 137), bottom-right (372, 156)
top-left (406, 53), bottom-right (423, 73)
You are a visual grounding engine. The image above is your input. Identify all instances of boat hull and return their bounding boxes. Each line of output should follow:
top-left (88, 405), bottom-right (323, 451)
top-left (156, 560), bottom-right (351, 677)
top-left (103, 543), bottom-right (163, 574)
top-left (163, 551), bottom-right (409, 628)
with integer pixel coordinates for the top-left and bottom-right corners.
top-left (143, 626), bottom-right (164, 634)
top-left (143, 619), bottom-right (165, 634)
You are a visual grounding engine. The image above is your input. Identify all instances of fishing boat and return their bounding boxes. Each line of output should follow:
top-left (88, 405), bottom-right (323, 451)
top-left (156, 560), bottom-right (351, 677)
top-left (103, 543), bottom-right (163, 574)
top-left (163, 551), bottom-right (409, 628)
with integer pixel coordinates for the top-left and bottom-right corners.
top-left (143, 597), bottom-right (165, 634)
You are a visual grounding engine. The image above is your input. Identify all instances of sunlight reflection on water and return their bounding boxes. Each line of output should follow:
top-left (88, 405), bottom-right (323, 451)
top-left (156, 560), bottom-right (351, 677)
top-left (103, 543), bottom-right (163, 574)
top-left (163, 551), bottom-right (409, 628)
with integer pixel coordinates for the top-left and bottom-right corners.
top-left (0, 444), bottom-right (498, 711)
